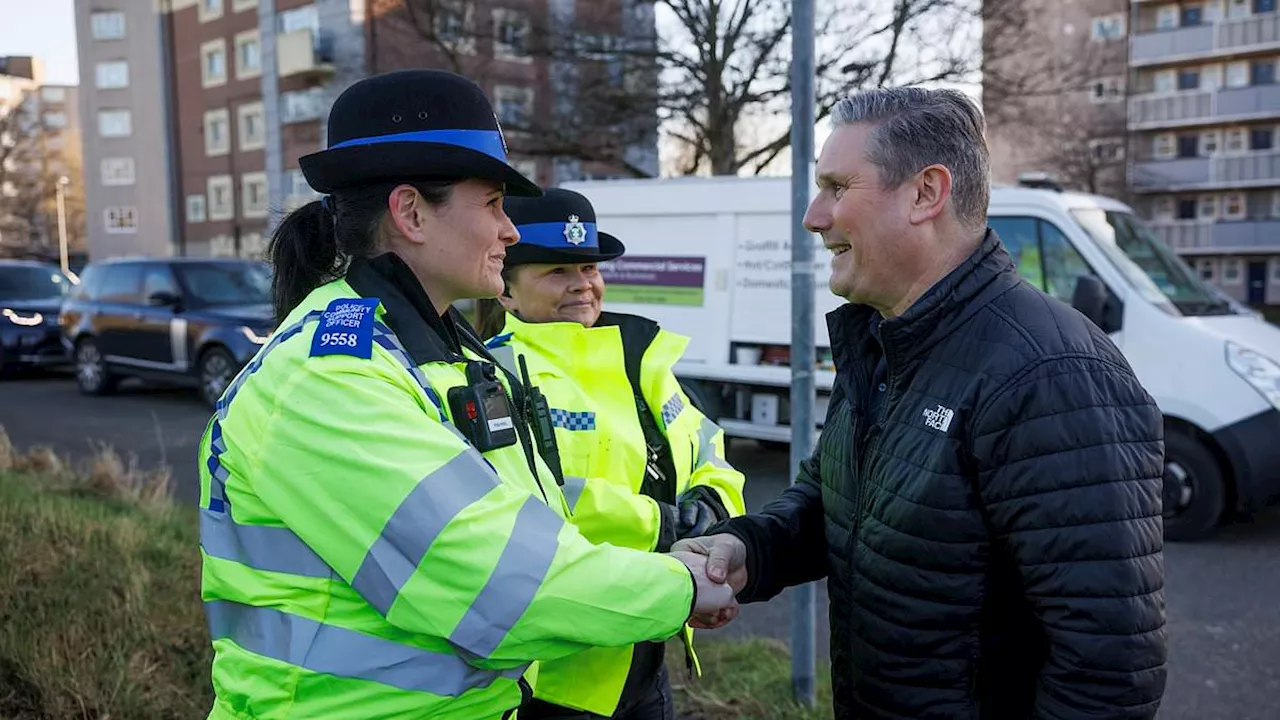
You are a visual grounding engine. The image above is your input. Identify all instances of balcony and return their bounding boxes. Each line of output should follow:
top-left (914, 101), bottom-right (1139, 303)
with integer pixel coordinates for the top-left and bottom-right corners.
top-left (1131, 149), bottom-right (1280, 191)
top-left (1151, 219), bottom-right (1280, 253)
top-left (277, 28), bottom-right (335, 81)
top-left (1129, 85), bottom-right (1280, 130)
top-left (1131, 13), bottom-right (1280, 66)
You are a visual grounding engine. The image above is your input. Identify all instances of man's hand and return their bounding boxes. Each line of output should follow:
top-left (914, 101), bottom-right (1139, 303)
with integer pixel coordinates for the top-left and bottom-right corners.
top-left (671, 534), bottom-right (749, 630)
top-left (668, 551), bottom-right (737, 623)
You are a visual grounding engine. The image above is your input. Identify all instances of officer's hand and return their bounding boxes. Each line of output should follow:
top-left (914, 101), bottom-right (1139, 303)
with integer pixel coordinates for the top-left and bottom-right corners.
top-left (668, 550), bottom-right (738, 621)
top-left (677, 498), bottom-right (721, 539)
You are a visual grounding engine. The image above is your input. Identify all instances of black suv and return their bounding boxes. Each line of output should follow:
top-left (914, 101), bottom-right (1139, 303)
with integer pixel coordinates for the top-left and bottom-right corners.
top-left (60, 258), bottom-right (276, 408)
top-left (0, 259), bottom-right (75, 374)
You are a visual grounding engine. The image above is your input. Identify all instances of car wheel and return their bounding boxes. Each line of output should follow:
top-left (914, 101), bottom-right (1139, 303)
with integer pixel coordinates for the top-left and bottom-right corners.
top-left (199, 347), bottom-right (237, 409)
top-left (1162, 427), bottom-right (1228, 543)
top-left (74, 338), bottom-right (116, 396)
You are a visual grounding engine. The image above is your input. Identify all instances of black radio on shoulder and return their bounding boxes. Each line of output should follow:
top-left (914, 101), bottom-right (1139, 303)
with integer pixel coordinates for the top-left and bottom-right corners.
top-left (448, 362), bottom-right (518, 452)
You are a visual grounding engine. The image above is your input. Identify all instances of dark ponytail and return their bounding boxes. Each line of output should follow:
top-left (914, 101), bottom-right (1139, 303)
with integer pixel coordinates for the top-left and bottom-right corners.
top-left (475, 298), bottom-right (508, 339)
top-left (268, 180), bottom-right (456, 324)
top-left (269, 200), bottom-right (339, 323)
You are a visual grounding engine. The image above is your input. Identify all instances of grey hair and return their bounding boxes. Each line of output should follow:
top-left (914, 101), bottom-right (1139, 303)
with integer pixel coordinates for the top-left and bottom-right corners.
top-left (831, 87), bottom-right (990, 232)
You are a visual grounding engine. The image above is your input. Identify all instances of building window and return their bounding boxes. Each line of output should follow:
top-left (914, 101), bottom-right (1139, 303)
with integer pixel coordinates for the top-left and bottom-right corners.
top-left (95, 60), bottom-right (129, 89)
top-left (281, 88), bottom-right (324, 123)
top-left (1224, 192), bottom-right (1247, 219)
top-left (1153, 69), bottom-right (1177, 94)
top-left (43, 111), bottom-right (67, 128)
top-left (1176, 198), bottom-right (1198, 220)
top-left (1156, 5), bottom-right (1179, 29)
top-left (201, 39), bottom-right (228, 88)
top-left (1229, 0), bottom-right (1252, 19)
top-left (204, 108), bottom-right (230, 156)
top-left (208, 175), bottom-right (234, 220)
top-left (1222, 258), bottom-right (1244, 285)
top-left (104, 206), bottom-right (138, 234)
top-left (1251, 60), bottom-right (1277, 86)
top-left (1198, 258), bottom-right (1217, 282)
top-left (1251, 127), bottom-right (1275, 150)
top-left (279, 4), bottom-right (320, 34)
top-left (1202, 64), bottom-right (1224, 91)
top-left (101, 157), bottom-right (135, 186)
top-left (1273, 190), bottom-right (1280, 217)
top-left (1226, 127), bottom-right (1248, 152)
top-left (494, 85), bottom-right (534, 127)
top-left (434, 0), bottom-right (476, 53)
top-left (1177, 134), bottom-right (1200, 158)
top-left (41, 86), bottom-right (66, 103)
top-left (97, 109), bottom-right (132, 137)
top-left (241, 172), bottom-right (269, 219)
top-left (186, 194), bottom-right (207, 223)
top-left (199, 0), bottom-right (225, 23)
top-left (1154, 196), bottom-right (1176, 219)
top-left (1177, 69), bottom-right (1201, 91)
top-left (237, 102), bottom-right (266, 151)
top-left (1198, 194), bottom-right (1219, 219)
top-left (1154, 133), bottom-right (1176, 159)
top-left (1090, 76), bottom-right (1125, 103)
top-left (1182, 5), bottom-right (1205, 25)
top-left (1258, 0), bottom-right (1278, 13)
top-left (511, 158), bottom-right (538, 182)
top-left (1088, 138), bottom-right (1126, 163)
top-left (233, 0), bottom-right (258, 11)
top-left (493, 9), bottom-right (532, 59)
top-left (91, 11), bottom-right (126, 40)
top-left (235, 30), bottom-right (262, 79)
top-left (1227, 61), bottom-right (1250, 88)
top-left (1200, 130), bottom-right (1221, 155)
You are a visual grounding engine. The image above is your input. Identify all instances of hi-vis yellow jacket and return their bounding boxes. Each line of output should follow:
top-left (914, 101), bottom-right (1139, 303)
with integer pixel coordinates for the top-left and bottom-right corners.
top-left (486, 311), bottom-right (747, 715)
top-left (197, 258), bottom-right (696, 720)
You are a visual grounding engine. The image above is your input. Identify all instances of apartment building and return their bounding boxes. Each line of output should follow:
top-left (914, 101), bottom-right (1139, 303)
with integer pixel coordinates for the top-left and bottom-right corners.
top-left (1127, 0), bottom-right (1280, 307)
top-left (73, 0), bottom-right (657, 262)
top-left (984, 0), bottom-right (1132, 200)
top-left (74, 2), bottom-right (177, 259)
top-left (986, 0), bottom-right (1280, 308)
top-left (0, 57), bottom-right (88, 259)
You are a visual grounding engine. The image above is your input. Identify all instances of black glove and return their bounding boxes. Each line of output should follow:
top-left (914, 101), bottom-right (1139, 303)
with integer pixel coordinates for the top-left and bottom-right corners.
top-left (656, 488), bottom-right (731, 552)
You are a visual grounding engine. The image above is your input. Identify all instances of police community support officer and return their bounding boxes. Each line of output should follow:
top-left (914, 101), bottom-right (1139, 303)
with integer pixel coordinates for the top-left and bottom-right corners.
top-left (196, 70), bottom-right (735, 720)
top-left (479, 188), bottom-right (748, 720)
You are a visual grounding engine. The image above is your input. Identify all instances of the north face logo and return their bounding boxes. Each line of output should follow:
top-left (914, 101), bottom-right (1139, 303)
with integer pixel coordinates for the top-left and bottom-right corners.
top-left (922, 404), bottom-right (955, 433)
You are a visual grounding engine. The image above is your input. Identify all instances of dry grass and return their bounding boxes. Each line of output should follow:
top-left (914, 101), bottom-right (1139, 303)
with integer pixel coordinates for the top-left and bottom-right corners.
top-left (0, 425), bottom-right (211, 719)
top-left (668, 638), bottom-right (834, 720)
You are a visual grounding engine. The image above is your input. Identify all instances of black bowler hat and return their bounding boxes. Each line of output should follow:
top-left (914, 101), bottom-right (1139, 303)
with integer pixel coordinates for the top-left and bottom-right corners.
top-left (502, 188), bottom-right (626, 266)
top-left (299, 70), bottom-right (541, 197)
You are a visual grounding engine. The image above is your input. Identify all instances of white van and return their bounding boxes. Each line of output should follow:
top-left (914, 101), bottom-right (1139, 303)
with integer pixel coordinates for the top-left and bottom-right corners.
top-left (985, 185), bottom-right (1280, 541)
top-left (564, 176), bottom-right (1280, 541)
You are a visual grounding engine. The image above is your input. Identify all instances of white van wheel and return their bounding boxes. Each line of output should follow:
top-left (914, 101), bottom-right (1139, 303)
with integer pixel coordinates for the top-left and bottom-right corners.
top-left (1162, 428), bottom-right (1227, 542)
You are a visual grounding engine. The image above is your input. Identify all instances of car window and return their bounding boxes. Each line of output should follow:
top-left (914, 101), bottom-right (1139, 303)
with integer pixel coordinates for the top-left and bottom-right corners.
top-left (174, 262), bottom-right (272, 307)
top-left (1039, 221), bottom-right (1098, 304)
top-left (141, 265), bottom-right (179, 301)
top-left (70, 265), bottom-right (102, 301)
top-left (988, 217), bottom-right (1044, 290)
top-left (97, 264), bottom-right (144, 304)
top-left (0, 265), bottom-right (71, 301)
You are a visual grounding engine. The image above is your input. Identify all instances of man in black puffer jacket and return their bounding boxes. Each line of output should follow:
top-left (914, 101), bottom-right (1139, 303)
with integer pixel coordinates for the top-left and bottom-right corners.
top-left (677, 88), bottom-right (1167, 719)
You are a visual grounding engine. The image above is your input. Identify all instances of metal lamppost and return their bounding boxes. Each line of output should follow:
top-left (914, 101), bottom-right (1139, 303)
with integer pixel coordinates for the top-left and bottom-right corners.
top-left (55, 175), bottom-right (70, 274)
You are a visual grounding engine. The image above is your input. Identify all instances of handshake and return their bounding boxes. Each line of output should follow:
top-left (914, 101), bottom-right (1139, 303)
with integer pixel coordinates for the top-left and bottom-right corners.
top-left (666, 534), bottom-right (749, 630)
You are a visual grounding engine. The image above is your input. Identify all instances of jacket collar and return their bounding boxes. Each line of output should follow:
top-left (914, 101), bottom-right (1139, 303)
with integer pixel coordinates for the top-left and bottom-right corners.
top-left (828, 229), bottom-right (1020, 374)
top-left (345, 252), bottom-right (465, 365)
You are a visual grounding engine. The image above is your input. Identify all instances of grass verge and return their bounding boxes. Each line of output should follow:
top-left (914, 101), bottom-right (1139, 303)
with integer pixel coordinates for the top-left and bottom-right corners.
top-left (0, 425), bottom-right (832, 719)
top-left (668, 638), bottom-right (834, 719)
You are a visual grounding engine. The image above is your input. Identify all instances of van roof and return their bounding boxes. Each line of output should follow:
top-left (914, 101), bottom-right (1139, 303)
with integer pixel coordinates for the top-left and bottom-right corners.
top-left (989, 185), bottom-right (1134, 214)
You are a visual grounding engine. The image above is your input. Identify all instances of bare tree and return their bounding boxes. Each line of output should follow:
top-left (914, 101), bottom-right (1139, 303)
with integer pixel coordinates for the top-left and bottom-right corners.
top-left (380, 0), bottom-right (987, 178)
top-left (0, 101), bottom-right (86, 256)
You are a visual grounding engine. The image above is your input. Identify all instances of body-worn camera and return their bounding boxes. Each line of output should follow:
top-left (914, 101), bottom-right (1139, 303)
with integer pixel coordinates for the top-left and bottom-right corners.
top-left (448, 362), bottom-right (517, 452)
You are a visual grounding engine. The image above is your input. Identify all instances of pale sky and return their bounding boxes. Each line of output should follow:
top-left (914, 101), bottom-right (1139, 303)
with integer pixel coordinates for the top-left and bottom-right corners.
top-left (0, 0), bottom-right (80, 85)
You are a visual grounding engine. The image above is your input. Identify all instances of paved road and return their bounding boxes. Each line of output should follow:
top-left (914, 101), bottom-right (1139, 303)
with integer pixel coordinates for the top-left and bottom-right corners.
top-left (2, 375), bottom-right (1279, 719)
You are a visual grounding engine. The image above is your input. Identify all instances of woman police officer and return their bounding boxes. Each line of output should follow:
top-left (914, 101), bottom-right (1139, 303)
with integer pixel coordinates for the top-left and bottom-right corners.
top-left (196, 70), bottom-right (734, 720)
top-left (477, 188), bottom-right (748, 720)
